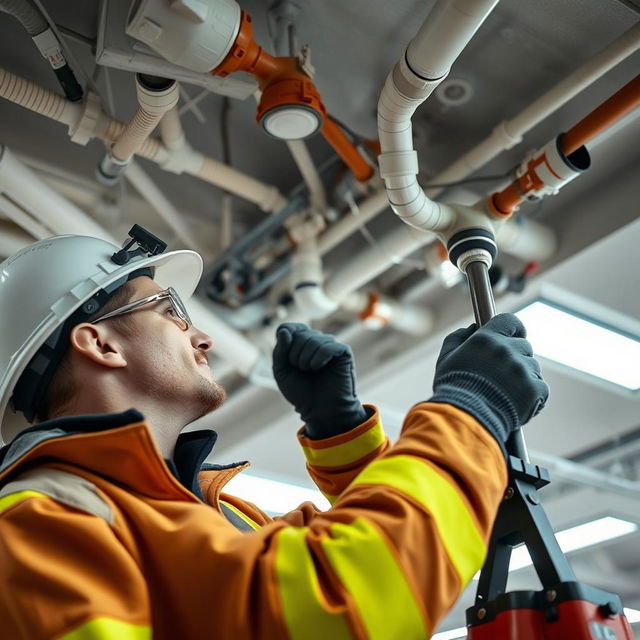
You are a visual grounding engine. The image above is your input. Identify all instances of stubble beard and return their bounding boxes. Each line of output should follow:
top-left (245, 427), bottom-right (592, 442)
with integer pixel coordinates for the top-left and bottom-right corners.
top-left (193, 374), bottom-right (226, 420)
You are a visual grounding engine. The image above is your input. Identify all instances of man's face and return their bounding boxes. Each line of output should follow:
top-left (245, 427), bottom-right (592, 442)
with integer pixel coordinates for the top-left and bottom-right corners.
top-left (118, 277), bottom-right (226, 422)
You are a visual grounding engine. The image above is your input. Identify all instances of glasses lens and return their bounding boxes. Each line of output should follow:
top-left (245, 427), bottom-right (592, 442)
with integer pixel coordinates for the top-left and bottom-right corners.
top-left (168, 287), bottom-right (192, 330)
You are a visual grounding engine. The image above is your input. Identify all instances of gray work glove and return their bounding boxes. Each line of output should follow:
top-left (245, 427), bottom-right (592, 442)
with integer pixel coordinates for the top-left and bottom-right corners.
top-left (429, 313), bottom-right (549, 457)
top-left (273, 323), bottom-right (369, 439)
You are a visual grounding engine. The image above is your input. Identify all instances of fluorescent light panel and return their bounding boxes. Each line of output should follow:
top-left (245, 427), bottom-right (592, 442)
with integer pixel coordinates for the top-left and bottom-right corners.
top-left (515, 301), bottom-right (640, 390)
top-left (509, 516), bottom-right (637, 571)
top-left (223, 473), bottom-right (331, 514)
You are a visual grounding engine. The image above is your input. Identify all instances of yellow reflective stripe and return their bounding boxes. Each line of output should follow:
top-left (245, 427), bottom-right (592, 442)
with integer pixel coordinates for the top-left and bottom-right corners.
top-left (351, 454), bottom-right (486, 586)
top-left (219, 500), bottom-right (261, 530)
top-left (302, 420), bottom-right (385, 467)
top-left (321, 518), bottom-right (426, 639)
top-left (320, 490), bottom-right (339, 506)
top-left (0, 490), bottom-right (46, 515)
top-left (60, 617), bottom-right (151, 639)
top-left (275, 527), bottom-right (352, 640)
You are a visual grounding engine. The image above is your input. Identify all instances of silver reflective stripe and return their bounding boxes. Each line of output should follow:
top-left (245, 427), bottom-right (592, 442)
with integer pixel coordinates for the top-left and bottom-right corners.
top-left (0, 468), bottom-right (114, 524)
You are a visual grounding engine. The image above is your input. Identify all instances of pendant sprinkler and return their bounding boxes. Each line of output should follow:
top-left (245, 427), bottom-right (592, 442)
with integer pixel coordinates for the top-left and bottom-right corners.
top-left (127, 0), bottom-right (373, 182)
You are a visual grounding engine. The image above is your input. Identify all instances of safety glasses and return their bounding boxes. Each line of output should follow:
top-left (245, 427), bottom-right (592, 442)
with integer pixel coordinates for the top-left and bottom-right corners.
top-left (90, 286), bottom-right (192, 331)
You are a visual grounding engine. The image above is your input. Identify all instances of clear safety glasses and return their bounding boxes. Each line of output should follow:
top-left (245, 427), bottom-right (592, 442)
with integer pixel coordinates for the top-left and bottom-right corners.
top-left (90, 286), bottom-right (192, 331)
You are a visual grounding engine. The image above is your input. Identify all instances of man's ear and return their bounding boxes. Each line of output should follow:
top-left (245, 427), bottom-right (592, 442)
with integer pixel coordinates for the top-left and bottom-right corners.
top-left (69, 323), bottom-right (128, 369)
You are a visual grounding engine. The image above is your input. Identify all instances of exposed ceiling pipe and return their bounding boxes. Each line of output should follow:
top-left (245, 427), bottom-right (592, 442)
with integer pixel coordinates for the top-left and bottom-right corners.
top-left (124, 161), bottom-right (207, 254)
top-left (97, 74), bottom-right (179, 186)
top-left (488, 75), bottom-right (639, 218)
top-left (0, 65), bottom-right (286, 214)
top-left (318, 189), bottom-right (389, 256)
top-left (0, 145), bottom-right (113, 240)
top-left (530, 449), bottom-right (640, 501)
top-left (314, 24), bottom-right (640, 255)
top-left (286, 139), bottom-right (327, 212)
top-left (425, 22), bottom-right (640, 199)
top-left (0, 219), bottom-right (35, 258)
top-left (0, 145), bottom-right (261, 378)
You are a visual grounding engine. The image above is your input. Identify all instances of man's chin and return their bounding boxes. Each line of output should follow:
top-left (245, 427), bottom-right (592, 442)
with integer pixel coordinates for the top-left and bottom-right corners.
top-left (196, 379), bottom-right (226, 419)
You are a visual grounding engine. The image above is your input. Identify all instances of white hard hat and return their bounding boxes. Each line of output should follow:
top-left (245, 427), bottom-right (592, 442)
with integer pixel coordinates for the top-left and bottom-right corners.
top-left (0, 226), bottom-right (203, 443)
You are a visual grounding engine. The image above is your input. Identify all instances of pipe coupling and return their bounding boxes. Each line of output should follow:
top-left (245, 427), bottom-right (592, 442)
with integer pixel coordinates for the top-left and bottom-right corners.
top-left (135, 75), bottom-right (179, 115)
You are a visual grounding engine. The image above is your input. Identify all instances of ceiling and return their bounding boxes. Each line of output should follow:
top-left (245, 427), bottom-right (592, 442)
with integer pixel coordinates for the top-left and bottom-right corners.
top-left (0, 0), bottom-right (639, 634)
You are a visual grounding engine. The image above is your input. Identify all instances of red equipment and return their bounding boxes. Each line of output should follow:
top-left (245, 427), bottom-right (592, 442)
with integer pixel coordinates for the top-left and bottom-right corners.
top-left (465, 449), bottom-right (634, 638)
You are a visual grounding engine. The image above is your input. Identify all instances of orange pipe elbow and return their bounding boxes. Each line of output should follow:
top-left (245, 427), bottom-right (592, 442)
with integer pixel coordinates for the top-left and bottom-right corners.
top-left (212, 10), bottom-right (373, 181)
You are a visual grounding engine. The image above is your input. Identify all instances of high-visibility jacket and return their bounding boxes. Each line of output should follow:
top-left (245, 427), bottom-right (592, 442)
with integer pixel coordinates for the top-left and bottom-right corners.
top-left (0, 401), bottom-right (507, 639)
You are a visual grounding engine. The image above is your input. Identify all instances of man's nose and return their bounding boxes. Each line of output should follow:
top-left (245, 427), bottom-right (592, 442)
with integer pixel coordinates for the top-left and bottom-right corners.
top-left (190, 326), bottom-right (213, 352)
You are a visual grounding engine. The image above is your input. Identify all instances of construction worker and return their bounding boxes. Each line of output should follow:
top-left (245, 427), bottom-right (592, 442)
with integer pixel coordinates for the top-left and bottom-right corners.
top-left (0, 229), bottom-right (548, 639)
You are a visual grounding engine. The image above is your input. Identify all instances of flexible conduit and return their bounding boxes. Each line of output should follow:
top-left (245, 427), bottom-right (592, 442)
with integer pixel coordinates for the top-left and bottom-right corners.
top-left (0, 65), bottom-right (285, 213)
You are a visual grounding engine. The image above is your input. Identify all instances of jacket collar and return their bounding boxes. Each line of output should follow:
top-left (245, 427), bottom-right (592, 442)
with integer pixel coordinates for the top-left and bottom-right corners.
top-left (0, 409), bottom-right (246, 499)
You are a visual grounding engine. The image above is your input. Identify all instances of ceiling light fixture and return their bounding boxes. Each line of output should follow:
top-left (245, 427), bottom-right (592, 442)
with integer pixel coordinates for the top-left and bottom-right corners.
top-left (508, 516), bottom-right (637, 572)
top-left (223, 472), bottom-right (331, 514)
top-left (515, 300), bottom-right (640, 390)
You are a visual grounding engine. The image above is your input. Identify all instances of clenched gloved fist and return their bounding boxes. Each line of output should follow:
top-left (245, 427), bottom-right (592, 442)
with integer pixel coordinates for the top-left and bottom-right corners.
top-left (273, 323), bottom-right (369, 439)
top-left (429, 313), bottom-right (549, 456)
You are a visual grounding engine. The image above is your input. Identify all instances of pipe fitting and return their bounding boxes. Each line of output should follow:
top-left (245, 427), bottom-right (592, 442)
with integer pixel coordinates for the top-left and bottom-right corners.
top-left (96, 154), bottom-right (130, 187)
top-left (291, 237), bottom-right (338, 319)
top-left (135, 74), bottom-right (179, 115)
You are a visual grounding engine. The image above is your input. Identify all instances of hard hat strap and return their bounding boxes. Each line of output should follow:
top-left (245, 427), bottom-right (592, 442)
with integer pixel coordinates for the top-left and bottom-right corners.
top-left (10, 267), bottom-right (153, 423)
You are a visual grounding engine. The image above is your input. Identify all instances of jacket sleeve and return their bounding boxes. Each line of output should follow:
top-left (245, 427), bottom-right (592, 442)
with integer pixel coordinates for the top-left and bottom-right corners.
top-left (0, 494), bottom-right (151, 639)
top-left (191, 401), bottom-right (508, 639)
top-left (296, 403), bottom-right (390, 505)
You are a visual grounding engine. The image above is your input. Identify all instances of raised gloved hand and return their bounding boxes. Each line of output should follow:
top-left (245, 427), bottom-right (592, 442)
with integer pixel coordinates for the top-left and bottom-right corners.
top-left (273, 322), bottom-right (369, 439)
top-left (429, 313), bottom-right (549, 455)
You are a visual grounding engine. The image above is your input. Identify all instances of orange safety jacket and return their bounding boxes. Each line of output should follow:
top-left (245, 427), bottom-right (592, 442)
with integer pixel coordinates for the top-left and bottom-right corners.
top-left (0, 402), bottom-right (507, 639)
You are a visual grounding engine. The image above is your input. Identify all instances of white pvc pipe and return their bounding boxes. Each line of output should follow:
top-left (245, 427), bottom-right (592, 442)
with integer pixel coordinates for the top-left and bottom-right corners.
top-left (286, 139), bottom-right (327, 211)
top-left (325, 222), bottom-right (430, 303)
top-left (0, 65), bottom-right (286, 214)
top-left (405, 0), bottom-right (499, 80)
top-left (339, 290), bottom-right (434, 336)
top-left (195, 155), bottom-right (286, 214)
top-left (318, 190), bottom-right (390, 256)
top-left (425, 22), bottom-right (640, 198)
top-left (376, 0), bottom-right (498, 233)
top-left (0, 219), bottom-right (36, 257)
top-left (0, 146), bottom-right (112, 240)
top-left (496, 215), bottom-right (558, 263)
top-left (124, 161), bottom-right (206, 253)
top-left (159, 105), bottom-right (186, 151)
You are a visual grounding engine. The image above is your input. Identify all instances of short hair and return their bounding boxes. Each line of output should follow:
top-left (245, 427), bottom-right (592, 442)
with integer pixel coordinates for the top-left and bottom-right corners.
top-left (36, 280), bottom-right (140, 422)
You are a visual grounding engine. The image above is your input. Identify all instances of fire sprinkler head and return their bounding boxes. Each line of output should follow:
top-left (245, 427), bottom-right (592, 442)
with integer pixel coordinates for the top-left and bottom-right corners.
top-left (260, 105), bottom-right (322, 140)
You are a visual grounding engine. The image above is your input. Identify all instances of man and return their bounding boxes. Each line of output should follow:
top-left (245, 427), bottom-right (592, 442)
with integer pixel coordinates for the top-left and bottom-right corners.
top-left (0, 227), bottom-right (548, 639)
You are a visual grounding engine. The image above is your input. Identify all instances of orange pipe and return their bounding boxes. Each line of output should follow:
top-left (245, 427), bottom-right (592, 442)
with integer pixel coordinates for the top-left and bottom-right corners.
top-left (212, 11), bottom-right (373, 182)
top-left (561, 74), bottom-right (640, 155)
top-left (322, 117), bottom-right (374, 182)
top-left (488, 74), bottom-right (640, 219)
